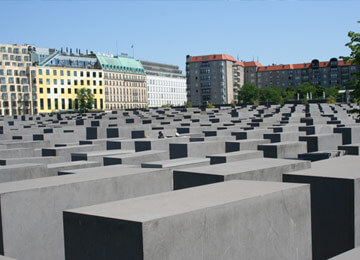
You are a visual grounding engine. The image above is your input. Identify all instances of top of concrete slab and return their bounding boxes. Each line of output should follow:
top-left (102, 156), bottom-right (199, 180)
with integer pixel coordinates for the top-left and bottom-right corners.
top-left (328, 247), bottom-right (360, 260)
top-left (142, 157), bottom-right (210, 167)
top-left (285, 156), bottom-right (360, 179)
top-left (65, 180), bottom-right (308, 222)
top-left (173, 158), bottom-right (310, 176)
top-left (0, 166), bottom-right (166, 194)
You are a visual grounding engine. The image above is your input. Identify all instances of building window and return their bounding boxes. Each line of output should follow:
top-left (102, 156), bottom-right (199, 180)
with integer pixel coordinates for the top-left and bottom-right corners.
top-left (61, 98), bottom-right (65, 109)
top-left (74, 71), bottom-right (77, 77)
top-left (47, 88), bottom-right (50, 94)
top-left (61, 88), bottom-right (64, 94)
top-left (46, 79), bottom-right (50, 85)
top-left (38, 69), bottom-right (42, 75)
top-left (46, 69), bottom-right (50, 75)
top-left (40, 88), bottom-right (43, 94)
top-left (54, 99), bottom-right (58, 109)
top-left (68, 99), bottom-right (72, 109)
top-left (68, 88), bottom-right (71, 94)
top-left (54, 88), bottom-right (58, 94)
top-left (53, 70), bottom-right (57, 76)
top-left (61, 79), bottom-right (64, 85)
top-left (60, 70), bottom-right (64, 76)
top-left (47, 98), bottom-right (51, 110)
top-left (40, 98), bottom-right (44, 110)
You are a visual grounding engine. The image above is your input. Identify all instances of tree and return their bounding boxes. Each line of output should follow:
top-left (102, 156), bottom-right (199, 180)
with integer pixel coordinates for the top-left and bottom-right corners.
top-left (341, 21), bottom-right (360, 114)
top-left (207, 102), bottom-right (215, 108)
top-left (185, 101), bottom-right (192, 108)
top-left (283, 86), bottom-right (296, 101)
top-left (260, 86), bottom-right (283, 104)
top-left (296, 83), bottom-right (317, 99)
top-left (238, 83), bottom-right (259, 104)
top-left (77, 88), bottom-right (94, 113)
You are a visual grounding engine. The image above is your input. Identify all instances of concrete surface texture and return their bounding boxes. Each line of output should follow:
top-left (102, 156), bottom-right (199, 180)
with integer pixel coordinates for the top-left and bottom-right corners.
top-left (64, 180), bottom-right (312, 260)
top-left (0, 103), bottom-right (358, 260)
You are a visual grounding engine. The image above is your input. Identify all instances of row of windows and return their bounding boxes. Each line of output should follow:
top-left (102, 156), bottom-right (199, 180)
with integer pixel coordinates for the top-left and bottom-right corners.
top-left (39, 98), bottom-right (103, 110)
top-left (104, 73), bottom-right (145, 81)
top-left (1, 54), bottom-right (29, 62)
top-left (37, 78), bottom-right (102, 86)
top-left (147, 79), bottom-right (185, 87)
top-left (148, 86), bottom-right (186, 93)
top-left (105, 103), bottom-right (146, 110)
top-left (38, 69), bottom-right (102, 78)
top-left (148, 93), bottom-right (186, 100)
top-left (0, 61), bottom-right (30, 67)
top-left (0, 77), bottom-right (28, 84)
top-left (0, 46), bottom-right (27, 54)
top-left (1, 93), bottom-right (31, 101)
top-left (1, 85), bottom-right (30, 92)
top-left (39, 87), bottom-right (103, 95)
top-left (105, 80), bottom-right (144, 87)
top-left (0, 69), bottom-right (27, 76)
top-left (105, 96), bottom-right (146, 103)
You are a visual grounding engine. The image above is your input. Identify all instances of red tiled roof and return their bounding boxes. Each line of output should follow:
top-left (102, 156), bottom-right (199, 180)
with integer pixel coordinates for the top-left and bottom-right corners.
top-left (243, 61), bottom-right (263, 67)
top-left (190, 54), bottom-right (236, 63)
top-left (258, 60), bottom-right (353, 72)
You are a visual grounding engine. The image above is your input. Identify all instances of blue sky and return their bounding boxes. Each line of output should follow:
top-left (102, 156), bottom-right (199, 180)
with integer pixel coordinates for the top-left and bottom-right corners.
top-left (1, 0), bottom-right (359, 71)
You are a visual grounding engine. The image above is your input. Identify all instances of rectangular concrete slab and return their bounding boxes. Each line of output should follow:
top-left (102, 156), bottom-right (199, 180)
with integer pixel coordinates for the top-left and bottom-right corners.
top-left (103, 150), bottom-right (168, 166)
top-left (206, 150), bottom-right (263, 164)
top-left (328, 247), bottom-right (360, 260)
top-left (173, 158), bottom-right (310, 190)
top-left (0, 166), bottom-right (172, 260)
top-left (283, 156), bottom-right (360, 260)
top-left (0, 163), bottom-right (48, 183)
top-left (141, 157), bottom-right (210, 169)
top-left (64, 180), bottom-right (312, 260)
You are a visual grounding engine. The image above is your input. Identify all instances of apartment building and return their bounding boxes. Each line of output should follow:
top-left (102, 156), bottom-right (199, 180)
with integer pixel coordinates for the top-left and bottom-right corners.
top-left (98, 55), bottom-right (147, 110)
top-left (186, 54), bottom-right (244, 106)
top-left (141, 60), bottom-right (186, 107)
top-left (36, 53), bottom-right (104, 113)
top-left (253, 58), bottom-right (359, 89)
top-left (0, 43), bottom-right (35, 115)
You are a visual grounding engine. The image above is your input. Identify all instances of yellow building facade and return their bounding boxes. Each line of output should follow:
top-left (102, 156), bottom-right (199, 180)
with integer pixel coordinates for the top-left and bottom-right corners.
top-left (36, 67), bottom-right (104, 113)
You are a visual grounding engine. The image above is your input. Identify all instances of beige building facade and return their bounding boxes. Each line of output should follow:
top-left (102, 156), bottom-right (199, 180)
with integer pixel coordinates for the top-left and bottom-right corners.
top-left (0, 44), bottom-right (36, 115)
top-left (98, 55), bottom-right (147, 110)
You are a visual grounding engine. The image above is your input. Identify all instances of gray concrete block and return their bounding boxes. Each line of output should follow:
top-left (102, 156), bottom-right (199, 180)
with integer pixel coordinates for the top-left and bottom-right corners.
top-left (0, 164), bottom-right (48, 183)
top-left (169, 141), bottom-right (225, 159)
top-left (63, 180), bottom-right (312, 260)
top-left (258, 141), bottom-right (307, 159)
top-left (328, 247), bottom-right (360, 260)
top-left (206, 150), bottom-right (263, 164)
top-left (0, 166), bottom-right (172, 260)
top-left (141, 157), bottom-right (210, 169)
top-left (174, 158), bottom-right (310, 190)
top-left (299, 133), bottom-right (343, 153)
top-left (71, 150), bottom-right (134, 165)
top-left (338, 144), bottom-right (360, 155)
top-left (42, 144), bottom-right (101, 161)
top-left (47, 161), bottom-right (101, 176)
top-left (225, 139), bottom-right (270, 152)
top-left (103, 150), bottom-right (169, 166)
top-left (0, 156), bottom-right (65, 166)
top-left (283, 156), bottom-right (360, 260)
top-left (334, 126), bottom-right (360, 145)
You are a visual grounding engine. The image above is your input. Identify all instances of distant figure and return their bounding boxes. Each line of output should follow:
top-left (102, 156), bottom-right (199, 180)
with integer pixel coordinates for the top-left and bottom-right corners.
top-left (158, 131), bottom-right (164, 139)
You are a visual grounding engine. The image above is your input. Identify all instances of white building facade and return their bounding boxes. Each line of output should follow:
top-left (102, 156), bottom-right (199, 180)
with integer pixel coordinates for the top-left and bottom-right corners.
top-left (141, 61), bottom-right (186, 107)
